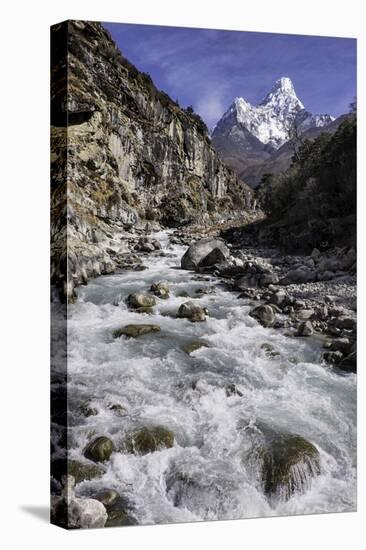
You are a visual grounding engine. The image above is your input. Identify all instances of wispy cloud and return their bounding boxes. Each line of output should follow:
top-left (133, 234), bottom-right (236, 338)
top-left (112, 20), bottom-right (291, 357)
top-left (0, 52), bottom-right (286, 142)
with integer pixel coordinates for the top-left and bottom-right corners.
top-left (104, 22), bottom-right (357, 126)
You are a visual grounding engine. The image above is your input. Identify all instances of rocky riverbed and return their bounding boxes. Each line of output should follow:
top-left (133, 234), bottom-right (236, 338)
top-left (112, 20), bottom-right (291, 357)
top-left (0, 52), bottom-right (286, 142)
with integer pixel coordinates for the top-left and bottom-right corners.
top-left (51, 228), bottom-right (356, 527)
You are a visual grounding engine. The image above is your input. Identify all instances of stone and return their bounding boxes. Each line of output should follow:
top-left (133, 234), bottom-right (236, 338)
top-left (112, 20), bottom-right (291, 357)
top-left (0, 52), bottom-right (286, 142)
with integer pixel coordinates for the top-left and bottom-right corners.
top-left (105, 508), bottom-right (138, 527)
top-left (127, 292), bottom-right (156, 308)
top-left (113, 324), bottom-right (161, 338)
top-left (296, 309), bottom-right (315, 321)
top-left (261, 343), bottom-right (280, 358)
top-left (51, 476), bottom-right (108, 529)
top-left (84, 436), bottom-right (114, 463)
top-left (225, 384), bottom-right (243, 397)
top-left (318, 257), bottom-right (340, 272)
top-left (51, 475), bottom-right (108, 529)
top-left (108, 403), bottom-right (128, 416)
top-left (178, 301), bottom-right (207, 322)
top-left (323, 351), bottom-right (343, 364)
top-left (139, 242), bottom-right (155, 253)
top-left (95, 489), bottom-right (119, 508)
top-left (134, 306), bottom-right (154, 314)
top-left (249, 305), bottom-right (276, 327)
top-left (280, 268), bottom-right (317, 285)
top-left (194, 287), bottom-right (215, 296)
top-left (181, 238), bottom-right (229, 270)
top-left (197, 247), bottom-right (228, 269)
top-left (335, 317), bottom-right (356, 331)
top-left (269, 290), bottom-right (287, 307)
top-left (80, 401), bottom-right (98, 417)
top-left (337, 351), bottom-right (357, 373)
top-left (150, 281), bottom-right (170, 298)
top-left (124, 426), bottom-right (175, 455)
top-left (259, 272), bottom-right (279, 287)
top-left (261, 434), bottom-right (320, 500)
top-left (236, 273), bottom-right (260, 289)
top-left (339, 248), bottom-right (356, 271)
top-left (52, 459), bottom-right (105, 484)
top-left (296, 321), bottom-right (314, 337)
top-left (182, 340), bottom-right (210, 354)
top-left (176, 290), bottom-right (190, 298)
top-left (330, 337), bottom-right (352, 354)
top-left (151, 240), bottom-right (162, 250)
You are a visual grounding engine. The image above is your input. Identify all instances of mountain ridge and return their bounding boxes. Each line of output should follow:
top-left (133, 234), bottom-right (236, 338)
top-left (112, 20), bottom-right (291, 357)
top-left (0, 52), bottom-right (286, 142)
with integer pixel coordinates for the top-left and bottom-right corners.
top-left (212, 77), bottom-right (336, 187)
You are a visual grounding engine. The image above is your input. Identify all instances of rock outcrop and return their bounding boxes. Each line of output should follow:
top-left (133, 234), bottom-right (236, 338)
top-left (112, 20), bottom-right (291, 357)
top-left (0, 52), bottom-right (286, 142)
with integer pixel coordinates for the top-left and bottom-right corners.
top-left (51, 21), bottom-right (253, 302)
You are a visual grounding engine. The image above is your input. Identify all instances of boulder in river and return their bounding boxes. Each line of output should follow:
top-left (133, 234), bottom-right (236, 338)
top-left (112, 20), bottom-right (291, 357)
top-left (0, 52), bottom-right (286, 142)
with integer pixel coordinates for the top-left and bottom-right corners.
top-left (261, 434), bottom-right (321, 501)
top-left (84, 436), bottom-right (114, 463)
top-left (127, 292), bottom-right (156, 309)
top-left (150, 280), bottom-right (170, 298)
top-left (52, 458), bottom-right (105, 484)
top-left (178, 301), bottom-right (208, 322)
top-left (95, 489), bottom-right (120, 508)
top-left (181, 238), bottom-right (229, 271)
top-left (124, 426), bottom-right (175, 455)
top-left (296, 320), bottom-right (314, 337)
top-left (261, 342), bottom-right (280, 359)
top-left (182, 340), bottom-right (210, 354)
top-left (113, 324), bottom-right (161, 338)
top-left (79, 401), bottom-right (98, 417)
top-left (337, 351), bottom-right (357, 373)
top-left (94, 489), bottom-right (139, 526)
top-left (249, 305), bottom-right (276, 327)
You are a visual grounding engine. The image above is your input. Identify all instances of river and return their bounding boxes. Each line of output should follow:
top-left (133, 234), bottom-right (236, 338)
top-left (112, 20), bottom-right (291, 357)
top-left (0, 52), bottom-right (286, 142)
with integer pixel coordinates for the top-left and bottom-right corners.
top-left (67, 230), bottom-right (356, 524)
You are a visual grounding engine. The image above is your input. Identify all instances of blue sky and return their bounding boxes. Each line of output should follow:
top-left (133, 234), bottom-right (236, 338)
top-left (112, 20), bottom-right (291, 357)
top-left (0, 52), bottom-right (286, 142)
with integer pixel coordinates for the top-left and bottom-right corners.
top-left (103, 22), bottom-right (356, 128)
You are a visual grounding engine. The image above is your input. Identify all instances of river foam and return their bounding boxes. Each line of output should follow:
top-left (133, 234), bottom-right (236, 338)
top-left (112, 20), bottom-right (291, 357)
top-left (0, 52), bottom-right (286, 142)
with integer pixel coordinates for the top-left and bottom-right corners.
top-left (67, 231), bottom-right (356, 524)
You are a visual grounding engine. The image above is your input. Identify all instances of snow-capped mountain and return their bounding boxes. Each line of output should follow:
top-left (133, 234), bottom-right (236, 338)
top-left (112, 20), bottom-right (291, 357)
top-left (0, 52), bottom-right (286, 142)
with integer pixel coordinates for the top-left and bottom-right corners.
top-left (211, 77), bottom-right (335, 186)
top-left (213, 77), bottom-right (334, 150)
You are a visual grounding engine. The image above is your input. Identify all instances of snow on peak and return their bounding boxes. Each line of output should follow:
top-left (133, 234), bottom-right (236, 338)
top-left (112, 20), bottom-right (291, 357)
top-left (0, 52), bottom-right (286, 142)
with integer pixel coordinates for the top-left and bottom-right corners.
top-left (274, 76), bottom-right (295, 92)
top-left (214, 76), bottom-right (332, 149)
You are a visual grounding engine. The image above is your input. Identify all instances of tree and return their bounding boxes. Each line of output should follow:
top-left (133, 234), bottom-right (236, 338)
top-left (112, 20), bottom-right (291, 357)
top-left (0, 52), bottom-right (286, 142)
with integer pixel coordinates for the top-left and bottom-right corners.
top-left (288, 121), bottom-right (304, 163)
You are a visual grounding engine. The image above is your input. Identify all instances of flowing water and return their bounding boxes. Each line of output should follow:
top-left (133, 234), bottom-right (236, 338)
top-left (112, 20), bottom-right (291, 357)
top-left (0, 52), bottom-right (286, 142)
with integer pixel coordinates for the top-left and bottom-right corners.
top-left (67, 231), bottom-right (356, 524)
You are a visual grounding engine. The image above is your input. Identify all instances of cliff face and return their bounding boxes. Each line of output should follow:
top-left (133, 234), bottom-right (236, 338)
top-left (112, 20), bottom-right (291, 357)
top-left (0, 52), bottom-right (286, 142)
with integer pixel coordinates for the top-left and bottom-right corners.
top-left (51, 21), bottom-right (253, 300)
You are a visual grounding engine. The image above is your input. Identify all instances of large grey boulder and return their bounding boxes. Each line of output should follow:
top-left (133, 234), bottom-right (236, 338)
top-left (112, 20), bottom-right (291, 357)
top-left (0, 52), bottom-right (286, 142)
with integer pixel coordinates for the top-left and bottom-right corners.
top-left (181, 238), bottom-right (229, 270)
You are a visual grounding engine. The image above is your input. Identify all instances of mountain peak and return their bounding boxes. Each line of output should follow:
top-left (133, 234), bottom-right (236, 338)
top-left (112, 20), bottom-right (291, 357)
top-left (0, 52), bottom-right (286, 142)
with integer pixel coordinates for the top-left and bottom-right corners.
top-left (274, 76), bottom-right (295, 92)
top-left (213, 77), bottom-right (332, 150)
top-left (260, 76), bottom-right (303, 110)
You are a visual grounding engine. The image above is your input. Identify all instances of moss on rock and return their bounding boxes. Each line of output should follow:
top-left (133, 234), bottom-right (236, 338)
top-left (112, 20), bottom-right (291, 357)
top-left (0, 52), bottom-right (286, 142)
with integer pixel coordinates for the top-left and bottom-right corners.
top-left (84, 436), bottom-right (114, 463)
top-left (124, 426), bottom-right (175, 455)
top-left (261, 434), bottom-right (320, 500)
top-left (113, 324), bottom-right (161, 338)
top-left (52, 458), bottom-right (105, 484)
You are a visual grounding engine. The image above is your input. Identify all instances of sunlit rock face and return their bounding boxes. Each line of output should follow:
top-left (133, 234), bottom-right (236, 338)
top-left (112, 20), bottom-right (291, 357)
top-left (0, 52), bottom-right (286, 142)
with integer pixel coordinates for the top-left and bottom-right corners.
top-left (51, 21), bottom-right (253, 300)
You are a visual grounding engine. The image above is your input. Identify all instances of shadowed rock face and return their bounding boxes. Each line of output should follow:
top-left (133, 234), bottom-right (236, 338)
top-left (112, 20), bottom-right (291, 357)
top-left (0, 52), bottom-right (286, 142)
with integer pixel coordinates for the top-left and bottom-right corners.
top-left (51, 21), bottom-right (253, 301)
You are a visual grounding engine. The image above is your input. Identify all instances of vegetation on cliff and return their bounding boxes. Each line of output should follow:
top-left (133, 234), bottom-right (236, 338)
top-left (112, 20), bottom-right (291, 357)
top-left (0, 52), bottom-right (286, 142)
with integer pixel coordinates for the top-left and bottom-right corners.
top-left (255, 116), bottom-right (356, 251)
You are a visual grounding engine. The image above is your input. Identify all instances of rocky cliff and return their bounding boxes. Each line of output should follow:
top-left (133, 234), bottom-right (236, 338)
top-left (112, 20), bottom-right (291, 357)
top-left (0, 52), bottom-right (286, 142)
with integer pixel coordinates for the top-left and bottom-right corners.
top-left (51, 20), bottom-right (253, 301)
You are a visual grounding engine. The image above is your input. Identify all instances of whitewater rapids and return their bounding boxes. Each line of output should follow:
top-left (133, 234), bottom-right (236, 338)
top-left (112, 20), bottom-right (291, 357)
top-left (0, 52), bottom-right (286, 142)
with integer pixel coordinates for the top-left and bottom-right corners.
top-left (67, 231), bottom-right (356, 524)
